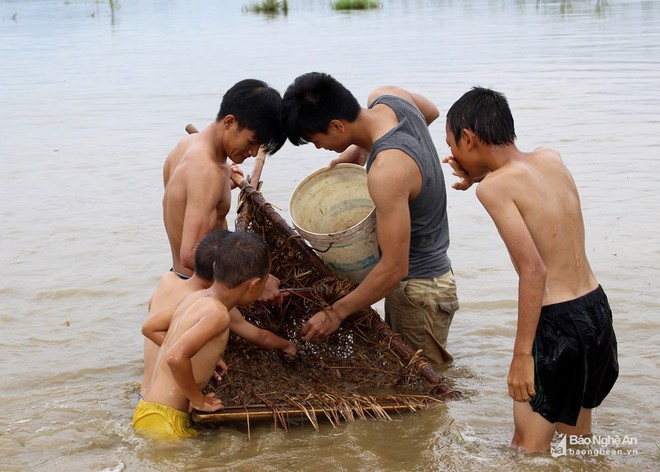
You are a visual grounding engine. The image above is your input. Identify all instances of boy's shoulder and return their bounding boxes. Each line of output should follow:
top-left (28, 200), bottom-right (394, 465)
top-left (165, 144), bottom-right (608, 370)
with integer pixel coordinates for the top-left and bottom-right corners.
top-left (155, 271), bottom-right (187, 293)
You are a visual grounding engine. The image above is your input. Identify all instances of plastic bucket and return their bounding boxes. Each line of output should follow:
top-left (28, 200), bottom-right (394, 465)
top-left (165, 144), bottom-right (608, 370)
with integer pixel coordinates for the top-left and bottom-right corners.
top-left (289, 164), bottom-right (379, 282)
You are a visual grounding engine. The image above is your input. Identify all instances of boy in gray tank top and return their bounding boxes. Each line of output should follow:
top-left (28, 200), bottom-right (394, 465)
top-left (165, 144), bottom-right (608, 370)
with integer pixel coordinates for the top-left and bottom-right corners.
top-left (281, 72), bottom-right (459, 368)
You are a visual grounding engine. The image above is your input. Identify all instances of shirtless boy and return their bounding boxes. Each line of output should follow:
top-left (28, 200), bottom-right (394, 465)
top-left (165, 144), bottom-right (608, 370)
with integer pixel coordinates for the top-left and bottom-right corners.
top-left (133, 232), bottom-right (278, 439)
top-left (141, 231), bottom-right (297, 401)
top-left (141, 230), bottom-right (229, 398)
top-left (281, 72), bottom-right (458, 368)
top-left (162, 79), bottom-right (286, 279)
top-left (443, 87), bottom-right (618, 453)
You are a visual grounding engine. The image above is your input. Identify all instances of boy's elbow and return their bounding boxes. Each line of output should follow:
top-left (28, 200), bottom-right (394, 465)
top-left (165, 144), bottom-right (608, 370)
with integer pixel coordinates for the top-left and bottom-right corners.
top-left (141, 323), bottom-right (152, 339)
top-left (523, 262), bottom-right (547, 285)
top-left (166, 352), bottom-right (182, 373)
top-left (427, 107), bottom-right (440, 125)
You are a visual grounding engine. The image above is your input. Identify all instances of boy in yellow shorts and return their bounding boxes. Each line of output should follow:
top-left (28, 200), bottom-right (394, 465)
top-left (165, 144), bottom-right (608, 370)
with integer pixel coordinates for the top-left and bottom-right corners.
top-left (133, 232), bottom-right (274, 439)
top-left (141, 230), bottom-right (230, 399)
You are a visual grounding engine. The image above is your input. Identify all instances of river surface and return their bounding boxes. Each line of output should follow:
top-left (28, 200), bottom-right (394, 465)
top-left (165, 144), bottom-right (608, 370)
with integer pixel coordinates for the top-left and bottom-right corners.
top-left (1, 0), bottom-right (659, 470)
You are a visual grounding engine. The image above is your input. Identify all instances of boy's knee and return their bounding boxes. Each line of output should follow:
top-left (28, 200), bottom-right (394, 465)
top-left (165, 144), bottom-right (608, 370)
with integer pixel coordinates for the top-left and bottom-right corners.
top-left (511, 428), bottom-right (552, 453)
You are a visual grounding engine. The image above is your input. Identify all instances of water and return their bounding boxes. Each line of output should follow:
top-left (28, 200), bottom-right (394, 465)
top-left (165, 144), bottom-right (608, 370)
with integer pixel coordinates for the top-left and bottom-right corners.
top-left (1, 0), bottom-right (659, 470)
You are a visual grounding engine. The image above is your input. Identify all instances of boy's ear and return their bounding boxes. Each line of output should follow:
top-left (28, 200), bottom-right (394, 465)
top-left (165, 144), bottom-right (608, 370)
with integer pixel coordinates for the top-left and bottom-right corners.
top-left (247, 277), bottom-right (263, 292)
top-left (223, 114), bottom-right (236, 129)
top-left (462, 128), bottom-right (477, 150)
top-left (328, 119), bottom-right (345, 134)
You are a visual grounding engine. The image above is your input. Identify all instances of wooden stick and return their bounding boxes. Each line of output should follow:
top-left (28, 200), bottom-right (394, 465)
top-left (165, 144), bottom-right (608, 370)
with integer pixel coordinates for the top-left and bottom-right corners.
top-left (250, 148), bottom-right (267, 189)
top-left (192, 398), bottom-right (431, 423)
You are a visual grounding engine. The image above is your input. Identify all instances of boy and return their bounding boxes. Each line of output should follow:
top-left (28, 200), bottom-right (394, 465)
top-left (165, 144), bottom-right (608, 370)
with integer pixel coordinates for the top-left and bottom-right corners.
top-left (141, 230), bottom-right (230, 398)
top-left (142, 231), bottom-right (297, 401)
top-left (163, 79), bottom-right (286, 279)
top-left (443, 87), bottom-right (618, 453)
top-left (134, 232), bottom-right (281, 439)
top-left (281, 72), bottom-right (458, 368)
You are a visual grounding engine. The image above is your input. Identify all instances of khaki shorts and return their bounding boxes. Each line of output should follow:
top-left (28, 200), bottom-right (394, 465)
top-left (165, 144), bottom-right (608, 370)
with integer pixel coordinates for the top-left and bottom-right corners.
top-left (132, 398), bottom-right (198, 439)
top-left (385, 270), bottom-right (459, 368)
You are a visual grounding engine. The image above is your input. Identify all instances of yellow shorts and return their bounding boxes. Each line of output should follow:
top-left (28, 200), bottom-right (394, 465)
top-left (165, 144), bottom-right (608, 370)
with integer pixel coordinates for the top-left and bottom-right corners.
top-left (132, 399), bottom-right (198, 439)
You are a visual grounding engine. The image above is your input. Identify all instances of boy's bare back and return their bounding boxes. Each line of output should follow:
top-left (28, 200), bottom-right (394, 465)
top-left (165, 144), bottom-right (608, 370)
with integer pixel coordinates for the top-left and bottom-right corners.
top-left (476, 147), bottom-right (598, 305)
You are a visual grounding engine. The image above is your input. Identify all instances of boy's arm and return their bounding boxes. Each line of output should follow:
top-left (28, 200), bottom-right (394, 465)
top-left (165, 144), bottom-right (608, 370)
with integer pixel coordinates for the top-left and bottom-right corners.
top-left (476, 179), bottom-right (547, 403)
top-left (328, 145), bottom-right (369, 168)
top-left (368, 86), bottom-right (439, 125)
top-left (228, 308), bottom-right (297, 355)
top-left (142, 303), bottom-right (179, 347)
top-left (301, 151), bottom-right (411, 341)
top-left (179, 167), bottom-right (227, 273)
top-left (166, 305), bottom-right (230, 412)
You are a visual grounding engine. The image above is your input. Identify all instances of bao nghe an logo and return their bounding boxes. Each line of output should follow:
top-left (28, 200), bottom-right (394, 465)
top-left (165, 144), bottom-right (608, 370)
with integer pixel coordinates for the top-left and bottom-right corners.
top-left (551, 433), bottom-right (568, 457)
top-left (551, 433), bottom-right (639, 457)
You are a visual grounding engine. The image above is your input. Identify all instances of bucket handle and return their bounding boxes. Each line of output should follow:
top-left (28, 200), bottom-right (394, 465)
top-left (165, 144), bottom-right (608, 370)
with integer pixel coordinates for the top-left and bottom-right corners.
top-left (311, 241), bottom-right (334, 253)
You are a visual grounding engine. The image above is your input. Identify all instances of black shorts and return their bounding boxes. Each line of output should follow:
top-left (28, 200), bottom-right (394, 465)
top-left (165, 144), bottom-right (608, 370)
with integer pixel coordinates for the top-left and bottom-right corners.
top-left (530, 285), bottom-right (618, 426)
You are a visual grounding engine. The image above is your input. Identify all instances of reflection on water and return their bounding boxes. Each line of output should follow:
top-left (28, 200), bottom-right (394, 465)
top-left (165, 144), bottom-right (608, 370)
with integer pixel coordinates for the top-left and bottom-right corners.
top-left (1, 0), bottom-right (659, 470)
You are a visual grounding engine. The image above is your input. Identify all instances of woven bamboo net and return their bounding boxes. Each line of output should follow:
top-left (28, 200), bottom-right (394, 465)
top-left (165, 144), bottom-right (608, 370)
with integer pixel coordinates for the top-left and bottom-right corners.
top-left (193, 183), bottom-right (459, 430)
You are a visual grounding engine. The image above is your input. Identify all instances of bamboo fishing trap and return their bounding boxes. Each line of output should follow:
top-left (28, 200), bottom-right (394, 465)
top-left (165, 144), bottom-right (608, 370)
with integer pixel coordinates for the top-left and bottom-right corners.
top-left (192, 178), bottom-right (460, 431)
top-left (180, 124), bottom-right (459, 430)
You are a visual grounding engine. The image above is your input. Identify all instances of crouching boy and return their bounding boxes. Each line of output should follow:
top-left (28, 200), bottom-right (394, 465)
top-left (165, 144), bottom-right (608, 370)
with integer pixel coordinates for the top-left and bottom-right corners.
top-left (133, 231), bottom-right (272, 439)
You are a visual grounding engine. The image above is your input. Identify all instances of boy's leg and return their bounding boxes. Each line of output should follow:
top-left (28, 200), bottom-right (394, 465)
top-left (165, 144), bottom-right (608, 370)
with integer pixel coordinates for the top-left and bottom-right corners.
top-left (512, 400), bottom-right (556, 452)
top-left (557, 407), bottom-right (592, 437)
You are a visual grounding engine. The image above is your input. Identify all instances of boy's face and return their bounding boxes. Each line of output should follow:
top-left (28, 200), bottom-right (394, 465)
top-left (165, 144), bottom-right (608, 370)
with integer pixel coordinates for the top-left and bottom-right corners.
top-left (224, 116), bottom-right (262, 163)
top-left (445, 121), bottom-right (476, 177)
top-left (307, 120), bottom-right (350, 153)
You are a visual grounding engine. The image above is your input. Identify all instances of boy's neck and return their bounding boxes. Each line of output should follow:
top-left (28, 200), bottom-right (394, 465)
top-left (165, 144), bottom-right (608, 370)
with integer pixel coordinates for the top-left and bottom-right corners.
top-left (189, 274), bottom-right (213, 290)
top-left (208, 282), bottom-right (239, 312)
top-left (481, 143), bottom-right (521, 172)
top-left (207, 121), bottom-right (229, 163)
top-left (349, 109), bottom-right (380, 152)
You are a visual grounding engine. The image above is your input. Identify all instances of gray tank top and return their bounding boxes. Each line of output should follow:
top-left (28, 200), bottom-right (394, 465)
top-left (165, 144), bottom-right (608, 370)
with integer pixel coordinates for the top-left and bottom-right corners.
top-left (366, 95), bottom-right (451, 279)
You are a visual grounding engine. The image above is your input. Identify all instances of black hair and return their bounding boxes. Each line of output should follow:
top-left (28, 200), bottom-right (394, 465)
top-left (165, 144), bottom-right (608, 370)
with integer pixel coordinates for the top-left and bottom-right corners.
top-left (213, 232), bottom-right (270, 288)
top-left (281, 72), bottom-right (361, 145)
top-left (446, 87), bottom-right (516, 146)
top-left (217, 79), bottom-right (286, 155)
top-left (194, 230), bottom-right (231, 282)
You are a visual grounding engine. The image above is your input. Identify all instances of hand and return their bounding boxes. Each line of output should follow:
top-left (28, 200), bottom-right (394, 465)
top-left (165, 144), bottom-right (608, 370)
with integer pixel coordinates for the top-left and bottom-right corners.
top-left (329, 145), bottom-right (368, 168)
top-left (191, 392), bottom-right (224, 412)
top-left (256, 274), bottom-right (284, 305)
top-left (282, 341), bottom-right (298, 357)
top-left (301, 307), bottom-right (342, 342)
top-left (441, 156), bottom-right (474, 191)
top-left (213, 358), bottom-right (228, 382)
top-left (229, 164), bottom-right (244, 190)
top-left (507, 353), bottom-right (536, 403)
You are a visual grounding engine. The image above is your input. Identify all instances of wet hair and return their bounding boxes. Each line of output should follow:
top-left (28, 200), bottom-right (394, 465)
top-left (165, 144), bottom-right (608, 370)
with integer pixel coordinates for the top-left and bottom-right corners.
top-left (446, 87), bottom-right (516, 147)
top-left (194, 230), bottom-right (231, 282)
top-left (217, 79), bottom-right (286, 155)
top-left (281, 72), bottom-right (361, 145)
top-left (213, 232), bottom-right (271, 288)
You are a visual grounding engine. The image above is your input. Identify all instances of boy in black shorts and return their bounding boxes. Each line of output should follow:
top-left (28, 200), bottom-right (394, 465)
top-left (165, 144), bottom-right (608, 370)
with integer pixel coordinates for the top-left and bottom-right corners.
top-left (443, 87), bottom-right (618, 453)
